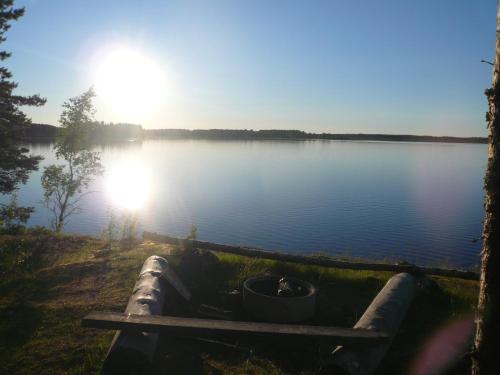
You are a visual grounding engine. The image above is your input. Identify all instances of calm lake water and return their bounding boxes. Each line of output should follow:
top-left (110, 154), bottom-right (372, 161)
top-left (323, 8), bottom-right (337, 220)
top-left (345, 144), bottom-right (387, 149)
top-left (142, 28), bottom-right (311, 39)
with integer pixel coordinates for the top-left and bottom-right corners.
top-left (8, 140), bottom-right (487, 269)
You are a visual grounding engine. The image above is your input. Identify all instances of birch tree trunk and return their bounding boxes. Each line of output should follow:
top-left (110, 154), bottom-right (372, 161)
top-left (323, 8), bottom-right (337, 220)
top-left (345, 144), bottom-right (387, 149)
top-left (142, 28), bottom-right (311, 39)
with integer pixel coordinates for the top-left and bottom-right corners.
top-left (473, 2), bottom-right (500, 373)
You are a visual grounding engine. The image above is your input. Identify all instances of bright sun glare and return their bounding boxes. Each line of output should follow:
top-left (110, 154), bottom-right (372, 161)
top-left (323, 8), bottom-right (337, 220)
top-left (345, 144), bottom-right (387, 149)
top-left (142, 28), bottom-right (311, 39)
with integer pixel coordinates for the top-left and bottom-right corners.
top-left (94, 46), bottom-right (166, 121)
top-left (106, 161), bottom-right (152, 210)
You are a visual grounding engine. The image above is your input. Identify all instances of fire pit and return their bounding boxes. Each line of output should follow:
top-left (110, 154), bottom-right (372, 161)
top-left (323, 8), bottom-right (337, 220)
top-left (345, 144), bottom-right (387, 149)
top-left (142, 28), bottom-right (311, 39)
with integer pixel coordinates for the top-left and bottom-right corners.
top-left (82, 255), bottom-right (404, 375)
top-left (243, 276), bottom-right (317, 323)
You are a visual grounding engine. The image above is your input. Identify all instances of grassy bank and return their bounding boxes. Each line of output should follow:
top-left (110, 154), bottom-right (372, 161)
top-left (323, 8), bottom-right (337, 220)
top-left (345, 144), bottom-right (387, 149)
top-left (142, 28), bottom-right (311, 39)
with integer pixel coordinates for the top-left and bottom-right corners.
top-left (0, 232), bottom-right (478, 374)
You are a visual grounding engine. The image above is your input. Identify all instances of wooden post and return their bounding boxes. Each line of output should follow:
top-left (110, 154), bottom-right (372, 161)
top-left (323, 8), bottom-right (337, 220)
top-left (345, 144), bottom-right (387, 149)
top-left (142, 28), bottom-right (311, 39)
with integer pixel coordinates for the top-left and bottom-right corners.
top-left (320, 273), bottom-right (418, 375)
top-left (102, 255), bottom-right (170, 374)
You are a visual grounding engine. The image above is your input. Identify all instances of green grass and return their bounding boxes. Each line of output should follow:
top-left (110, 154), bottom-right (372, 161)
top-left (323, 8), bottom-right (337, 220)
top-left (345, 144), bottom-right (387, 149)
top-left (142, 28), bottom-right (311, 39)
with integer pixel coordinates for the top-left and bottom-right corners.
top-left (0, 233), bottom-right (479, 374)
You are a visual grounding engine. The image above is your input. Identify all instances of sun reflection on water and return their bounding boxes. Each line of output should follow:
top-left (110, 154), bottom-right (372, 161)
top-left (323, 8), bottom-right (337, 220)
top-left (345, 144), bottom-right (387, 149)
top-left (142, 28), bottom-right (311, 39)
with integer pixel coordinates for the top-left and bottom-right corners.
top-left (106, 160), bottom-right (152, 210)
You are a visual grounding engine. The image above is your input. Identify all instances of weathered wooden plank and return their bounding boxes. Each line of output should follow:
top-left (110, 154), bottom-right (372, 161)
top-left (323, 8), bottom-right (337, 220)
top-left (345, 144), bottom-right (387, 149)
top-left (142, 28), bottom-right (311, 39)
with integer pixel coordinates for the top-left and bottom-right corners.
top-left (143, 231), bottom-right (479, 280)
top-left (82, 312), bottom-right (389, 346)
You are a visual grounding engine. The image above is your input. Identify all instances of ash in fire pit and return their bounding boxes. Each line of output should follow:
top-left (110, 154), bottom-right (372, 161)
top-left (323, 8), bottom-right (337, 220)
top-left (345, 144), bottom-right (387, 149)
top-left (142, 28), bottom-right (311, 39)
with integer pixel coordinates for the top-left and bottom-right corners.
top-left (243, 276), bottom-right (317, 323)
top-left (278, 277), bottom-right (307, 297)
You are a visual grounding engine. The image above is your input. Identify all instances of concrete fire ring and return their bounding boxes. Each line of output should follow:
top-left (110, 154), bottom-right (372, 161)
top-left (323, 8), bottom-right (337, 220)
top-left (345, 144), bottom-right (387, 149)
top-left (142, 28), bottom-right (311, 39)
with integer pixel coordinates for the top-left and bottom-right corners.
top-left (243, 276), bottom-right (317, 323)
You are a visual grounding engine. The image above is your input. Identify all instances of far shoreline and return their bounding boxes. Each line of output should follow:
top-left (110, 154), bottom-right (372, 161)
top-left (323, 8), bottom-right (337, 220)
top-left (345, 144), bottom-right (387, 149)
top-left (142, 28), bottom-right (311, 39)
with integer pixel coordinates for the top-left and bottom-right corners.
top-left (23, 123), bottom-right (488, 144)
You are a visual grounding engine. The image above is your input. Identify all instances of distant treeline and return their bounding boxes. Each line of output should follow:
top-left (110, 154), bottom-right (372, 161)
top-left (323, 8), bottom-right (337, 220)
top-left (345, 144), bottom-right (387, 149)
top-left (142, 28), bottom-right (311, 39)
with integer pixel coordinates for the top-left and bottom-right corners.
top-left (144, 128), bottom-right (309, 140)
top-left (144, 128), bottom-right (487, 144)
top-left (21, 123), bottom-right (487, 144)
top-left (23, 122), bottom-right (142, 143)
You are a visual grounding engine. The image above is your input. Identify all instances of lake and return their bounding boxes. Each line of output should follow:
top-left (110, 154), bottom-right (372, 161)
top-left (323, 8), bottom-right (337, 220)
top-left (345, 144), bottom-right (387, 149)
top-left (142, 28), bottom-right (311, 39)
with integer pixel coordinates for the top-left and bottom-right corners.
top-left (7, 140), bottom-right (487, 269)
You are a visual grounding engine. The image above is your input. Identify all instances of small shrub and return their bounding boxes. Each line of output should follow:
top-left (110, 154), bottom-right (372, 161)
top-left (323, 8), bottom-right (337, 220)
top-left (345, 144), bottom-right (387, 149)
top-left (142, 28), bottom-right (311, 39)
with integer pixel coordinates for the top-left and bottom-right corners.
top-left (0, 195), bottom-right (34, 234)
top-left (171, 224), bottom-right (198, 256)
top-left (101, 209), bottom-right (119, 250)
top-left (0, 235), bottom-right (50, 276)
top-left (119, 212), bottom-right (138, 249)
top-left (187, 224), bottom-right (198, 240)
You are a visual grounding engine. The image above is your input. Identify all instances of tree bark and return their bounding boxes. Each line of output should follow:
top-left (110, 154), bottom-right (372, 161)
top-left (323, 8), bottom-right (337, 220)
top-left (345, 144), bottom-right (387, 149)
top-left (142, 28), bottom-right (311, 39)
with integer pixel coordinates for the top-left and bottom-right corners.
top-left (473, 2), bottom-right (500, 373)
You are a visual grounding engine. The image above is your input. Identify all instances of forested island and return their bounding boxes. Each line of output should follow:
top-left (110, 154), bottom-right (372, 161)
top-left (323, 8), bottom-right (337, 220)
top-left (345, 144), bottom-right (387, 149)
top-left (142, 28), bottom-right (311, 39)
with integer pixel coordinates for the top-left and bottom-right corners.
top-left (23, 123), bottom-right (487, 144)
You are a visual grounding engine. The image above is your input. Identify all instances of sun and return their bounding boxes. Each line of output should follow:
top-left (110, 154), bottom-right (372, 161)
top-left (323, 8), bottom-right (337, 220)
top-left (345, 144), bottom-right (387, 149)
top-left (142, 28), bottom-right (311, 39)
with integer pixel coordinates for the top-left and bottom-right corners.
top-left (93, 46), bottom-right (166, 121)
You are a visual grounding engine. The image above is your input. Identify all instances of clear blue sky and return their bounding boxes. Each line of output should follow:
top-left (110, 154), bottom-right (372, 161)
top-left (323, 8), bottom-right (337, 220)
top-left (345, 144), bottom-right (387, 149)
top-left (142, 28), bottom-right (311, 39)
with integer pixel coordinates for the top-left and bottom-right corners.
top-left (4, 0), bottom-right (498, 136)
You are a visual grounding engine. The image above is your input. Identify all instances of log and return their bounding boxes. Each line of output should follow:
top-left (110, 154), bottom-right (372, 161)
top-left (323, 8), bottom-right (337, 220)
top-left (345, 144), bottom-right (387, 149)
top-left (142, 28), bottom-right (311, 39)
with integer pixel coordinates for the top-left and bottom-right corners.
top-left (320, 273), bottom-right (418, 375)
top-left (102, 255), bottom-right (170, 374)
top-left (83, 311), bottom-right (390, 347)
top-left (143, 231), bottom-right (479, 280)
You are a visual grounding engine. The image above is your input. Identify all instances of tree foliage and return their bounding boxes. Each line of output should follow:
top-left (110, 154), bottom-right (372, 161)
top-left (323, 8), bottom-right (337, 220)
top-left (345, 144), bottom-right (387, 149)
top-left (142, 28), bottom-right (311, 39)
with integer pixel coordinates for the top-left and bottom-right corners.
top-left (41, 89), bottom-right (102, 232)
top-left (0, 0), bottom-right (45, 192)
top-left (0, 0), bottom-right (45, 227)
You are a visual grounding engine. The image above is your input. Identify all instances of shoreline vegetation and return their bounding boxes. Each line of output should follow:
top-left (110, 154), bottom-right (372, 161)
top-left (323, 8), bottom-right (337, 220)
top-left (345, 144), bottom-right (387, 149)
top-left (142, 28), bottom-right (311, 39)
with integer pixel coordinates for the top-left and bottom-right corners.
top-left (22, 123), bottom-right (487, 144)
top-left (0, 230), bottom-right (479, 374)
